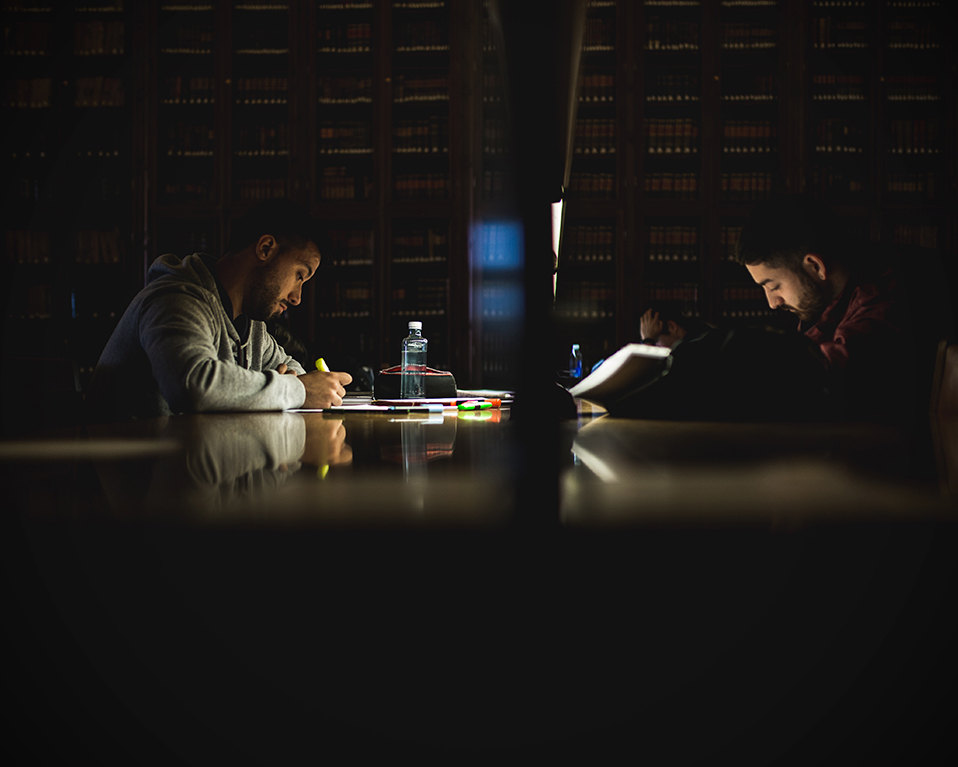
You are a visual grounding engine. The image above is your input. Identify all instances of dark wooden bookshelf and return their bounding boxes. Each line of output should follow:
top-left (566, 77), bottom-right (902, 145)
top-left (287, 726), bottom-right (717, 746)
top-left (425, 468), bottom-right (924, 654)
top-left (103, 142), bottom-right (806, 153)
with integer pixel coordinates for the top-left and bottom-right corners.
top-left (3, 0), bottom-right (955, 393)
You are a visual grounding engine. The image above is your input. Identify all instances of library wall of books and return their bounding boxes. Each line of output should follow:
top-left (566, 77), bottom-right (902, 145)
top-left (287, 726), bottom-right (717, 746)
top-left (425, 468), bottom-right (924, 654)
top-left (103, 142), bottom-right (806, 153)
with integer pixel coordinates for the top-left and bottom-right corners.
top-left (2, 0), bottom-right (955, 388)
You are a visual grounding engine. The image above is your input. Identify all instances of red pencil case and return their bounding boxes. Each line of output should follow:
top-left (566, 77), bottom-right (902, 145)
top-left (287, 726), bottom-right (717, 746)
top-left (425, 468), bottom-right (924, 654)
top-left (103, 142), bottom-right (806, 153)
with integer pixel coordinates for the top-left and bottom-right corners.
top-left (373, 366), bottom-right (458, 399)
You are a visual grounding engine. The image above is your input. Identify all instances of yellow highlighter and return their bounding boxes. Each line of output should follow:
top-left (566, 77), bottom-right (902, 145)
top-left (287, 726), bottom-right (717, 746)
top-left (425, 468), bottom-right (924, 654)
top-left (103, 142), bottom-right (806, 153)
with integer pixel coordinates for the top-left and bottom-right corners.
top-left (315, 358), bottom-right (331, 478)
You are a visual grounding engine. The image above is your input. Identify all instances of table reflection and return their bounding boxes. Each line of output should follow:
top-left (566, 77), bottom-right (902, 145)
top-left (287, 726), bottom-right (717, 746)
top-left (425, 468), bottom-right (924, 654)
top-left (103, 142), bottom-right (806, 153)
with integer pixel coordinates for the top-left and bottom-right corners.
top-left (90, 413), bottom-right (352, 519)
top-left (78, 408), bottom-right (517, 523)
top-left (564, 416), bottom-right (949, 524)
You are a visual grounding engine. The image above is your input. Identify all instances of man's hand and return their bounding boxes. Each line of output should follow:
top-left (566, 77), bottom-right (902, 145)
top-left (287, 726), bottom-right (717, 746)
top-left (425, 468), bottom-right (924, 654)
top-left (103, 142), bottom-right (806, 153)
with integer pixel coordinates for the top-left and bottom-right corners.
top-left (640, 308), bottom-right (662, 342)
top-left (298, 369), bottom-right (353, 409)
top-left (276, 363), bottom-right (298, 375)
top-left (300, 416), bottom-right (353, 468)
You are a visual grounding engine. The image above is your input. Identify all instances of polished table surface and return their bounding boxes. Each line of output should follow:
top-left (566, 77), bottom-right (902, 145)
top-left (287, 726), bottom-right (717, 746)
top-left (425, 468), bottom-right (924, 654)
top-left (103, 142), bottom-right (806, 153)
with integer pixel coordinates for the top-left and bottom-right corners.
top-left (3, 402), bottom-right (958, 761)
top-left (2, 400), bottom-right (955, 526)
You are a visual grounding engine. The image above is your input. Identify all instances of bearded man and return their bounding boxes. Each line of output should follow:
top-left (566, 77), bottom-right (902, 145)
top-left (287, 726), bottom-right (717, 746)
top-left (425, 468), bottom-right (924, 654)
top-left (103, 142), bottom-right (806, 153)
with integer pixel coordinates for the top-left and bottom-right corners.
top-left (87, 199), bottom-right (351, 422)
top-left (733, 194), bottom-right (915, 423)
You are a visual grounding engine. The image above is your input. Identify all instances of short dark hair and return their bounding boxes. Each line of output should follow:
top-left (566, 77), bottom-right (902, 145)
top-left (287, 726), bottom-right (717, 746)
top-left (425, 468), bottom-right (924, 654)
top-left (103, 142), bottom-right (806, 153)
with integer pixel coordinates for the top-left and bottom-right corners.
top-left (733, 194), bottom-right (851, 272)
top-left (227, 199), bottom-right (326, 256)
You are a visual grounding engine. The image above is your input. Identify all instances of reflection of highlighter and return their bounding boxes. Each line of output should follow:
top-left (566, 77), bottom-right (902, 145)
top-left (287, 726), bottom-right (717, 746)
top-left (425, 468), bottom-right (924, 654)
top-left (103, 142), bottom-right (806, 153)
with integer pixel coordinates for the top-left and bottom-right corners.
top-left (317, 464), bottom-right (329, 479)
top-left (315, 358), bottom-right (330, 372)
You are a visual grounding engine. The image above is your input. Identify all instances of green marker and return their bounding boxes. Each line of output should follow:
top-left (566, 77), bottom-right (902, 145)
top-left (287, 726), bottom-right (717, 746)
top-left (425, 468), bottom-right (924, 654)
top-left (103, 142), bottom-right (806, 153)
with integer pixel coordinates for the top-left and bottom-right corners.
top-left (315, 357), bottom-right (330, 372)
top-left (458, 401), bottom-right (493, 411)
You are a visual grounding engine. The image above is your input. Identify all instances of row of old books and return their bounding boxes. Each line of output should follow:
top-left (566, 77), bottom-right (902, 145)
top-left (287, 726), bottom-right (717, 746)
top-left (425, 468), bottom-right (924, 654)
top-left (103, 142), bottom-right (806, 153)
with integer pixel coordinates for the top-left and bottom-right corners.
top-left (642, 282), bottom-right (698, 305)
top-left (569, 171), bottom-right (616, 199)
top-left (482, 118), bottom-right (506, 155)
top-left (234, 124), bottom-right (289, 156)
top-left (722, 120), bottom-right (777, 153)
top-left (647, 225), bottom-right (699, 262)
top-left (393, 19), bottom-right (447, 51)
top-left (583, 15), bottom-right (615, 51)
top-left (164, 122), bottom-right (214, 156)
top-left (391, 277), bottom-right (448, 314)
top-left (811, 16), bottom-right (866, 48)
top-left (555, 283), bottom-right (616, 320)
top-left (808, 165), bottom-right (866, 196)
top-left (326, 229), bottom-right (374, 267)
top-left (4, 229), bottom-right (51, 264)
top-left (645, 118), bottom-right (698, 153)
top-left (74, 20), bottom-right (124, 55)
top-left (75, 76), bottom-right (124, 106)
top-left (392, 229), bottom-right (448, 264)
top-left (3, 21), bottom-right (52, 54)
top-left (393, 75), bottom-right (447, 102)
top-left (720, 172), bottom-right (775, 200)
top-left (811, 74), bottom-right (866, 101)
top-left (160, 25), bottom-right (213, 54)
top-left (319, 121), bottom-right (372, 153)
top-left (392, 173), bottom-right (448, 199)
top-left (162, 76), bottom-right (214, 104)
top-left (392, 118), bottom-right (449, 153)
top-left (721, 74), bottom-right (776, 101)
top-left (4, 77), bottom-right (50, 107)
top-left (564, 225), bottom-right (615, 264)
top-left (886, 171), bottom-right (942, 199)
top-left (319, 75), bottom-right (372, 103)
top-left (885, 19), bottom-right (939, 49)
top-left (234, 178), bottom-right (287, 200)
top-left (575, 119), bottom-right (617, 154)
top-left (319, 167), bottom-right (373, 200)
top-left (317, 22), bottom-right (371, 53)
top-left (721, 24), bottom-right (776, 49)
top-left (892, 223), bottom-right (938, 249)
top-left (887, 119), bottom-right (942, 153)
top-left (318, 282), bottom-right (372, 318)
top-left (814, 118), bottom-right (865, 152)
top-left (75, 228), bottom-right (124, 264)
top-left (644, 173), bottom-right (698, 199)
top-left (646, 72), bottom-right (699, 101)
top-left (579, 74), bottom-right (615, 103)
top-left (236, 77), bottom-right (288, 104)
top-left (2, 229), bottom-right (122, 265)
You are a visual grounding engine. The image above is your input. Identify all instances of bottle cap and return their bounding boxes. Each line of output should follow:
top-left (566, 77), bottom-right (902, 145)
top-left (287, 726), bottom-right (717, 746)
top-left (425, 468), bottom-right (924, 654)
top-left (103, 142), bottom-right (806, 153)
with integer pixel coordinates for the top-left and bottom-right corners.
top-left (408, 321), bottom-right (422, 330)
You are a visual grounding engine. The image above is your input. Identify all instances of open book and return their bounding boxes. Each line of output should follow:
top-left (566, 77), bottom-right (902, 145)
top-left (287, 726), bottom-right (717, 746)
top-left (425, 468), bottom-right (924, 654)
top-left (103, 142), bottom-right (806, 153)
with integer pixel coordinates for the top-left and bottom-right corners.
top-left (568, 343), bottom-right (671, 404)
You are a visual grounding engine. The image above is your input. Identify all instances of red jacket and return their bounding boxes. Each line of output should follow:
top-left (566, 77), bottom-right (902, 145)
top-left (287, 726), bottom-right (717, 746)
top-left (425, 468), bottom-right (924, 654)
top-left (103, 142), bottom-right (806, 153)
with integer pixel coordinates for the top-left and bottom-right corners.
top-left (804, 265), bottom-right (915, 421)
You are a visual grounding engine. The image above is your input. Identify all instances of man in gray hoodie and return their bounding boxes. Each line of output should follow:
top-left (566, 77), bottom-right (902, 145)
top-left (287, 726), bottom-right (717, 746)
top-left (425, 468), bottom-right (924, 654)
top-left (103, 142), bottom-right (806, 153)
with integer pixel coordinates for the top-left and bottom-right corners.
top-left (87, 200), bottom-right (352, 421)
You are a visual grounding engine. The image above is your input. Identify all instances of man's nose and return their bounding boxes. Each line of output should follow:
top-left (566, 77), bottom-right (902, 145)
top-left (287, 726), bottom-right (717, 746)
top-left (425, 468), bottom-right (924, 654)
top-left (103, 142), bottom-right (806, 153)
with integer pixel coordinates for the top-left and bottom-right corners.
top-left (288, 285), bottom-right (302, 305)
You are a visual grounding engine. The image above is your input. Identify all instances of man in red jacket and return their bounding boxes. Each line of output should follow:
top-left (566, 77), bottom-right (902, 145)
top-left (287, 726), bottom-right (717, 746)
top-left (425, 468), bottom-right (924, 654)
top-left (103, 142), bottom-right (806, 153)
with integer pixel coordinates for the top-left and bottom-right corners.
top-left (733, 194), bottom-right (917, 423)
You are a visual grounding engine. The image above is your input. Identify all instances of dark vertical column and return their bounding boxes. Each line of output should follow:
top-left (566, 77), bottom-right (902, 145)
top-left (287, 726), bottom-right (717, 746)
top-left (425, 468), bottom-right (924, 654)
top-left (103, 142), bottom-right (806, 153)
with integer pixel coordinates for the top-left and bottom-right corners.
top-left (489, 0), bottom-right (587, 525)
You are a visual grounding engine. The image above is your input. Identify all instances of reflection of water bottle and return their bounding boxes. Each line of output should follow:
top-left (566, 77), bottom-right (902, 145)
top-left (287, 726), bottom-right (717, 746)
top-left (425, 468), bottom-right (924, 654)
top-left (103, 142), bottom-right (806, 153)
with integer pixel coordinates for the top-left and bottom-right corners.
top-left (569, 343), bottom-right (583, 379)
top-left (401, 321), bottom-right (427, 398)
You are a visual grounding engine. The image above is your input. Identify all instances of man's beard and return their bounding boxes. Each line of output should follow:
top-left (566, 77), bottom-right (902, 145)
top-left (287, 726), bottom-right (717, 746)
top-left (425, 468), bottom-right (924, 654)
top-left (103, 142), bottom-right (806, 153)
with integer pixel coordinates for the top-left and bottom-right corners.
top-left (245, 262), bottom-right (286, 322)
top-left (781, 269), bottom-right (833, 324)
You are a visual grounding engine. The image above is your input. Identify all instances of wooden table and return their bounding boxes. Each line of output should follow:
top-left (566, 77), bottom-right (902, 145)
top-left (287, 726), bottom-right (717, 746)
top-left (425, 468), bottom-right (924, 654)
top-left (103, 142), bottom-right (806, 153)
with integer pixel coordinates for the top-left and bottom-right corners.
top-left (2, 403), bottom-right (957, 761)
top-left (2, 401), bottom-right (953, 526)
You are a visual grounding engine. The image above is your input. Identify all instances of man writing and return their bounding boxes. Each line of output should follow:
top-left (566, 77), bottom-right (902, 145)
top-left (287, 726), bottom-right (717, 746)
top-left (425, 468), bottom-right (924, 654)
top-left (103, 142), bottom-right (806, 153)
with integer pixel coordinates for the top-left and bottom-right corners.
top-left (87, 199), bottom-right (352, 422)
top-left (732, 194), bottom-right (915, 423)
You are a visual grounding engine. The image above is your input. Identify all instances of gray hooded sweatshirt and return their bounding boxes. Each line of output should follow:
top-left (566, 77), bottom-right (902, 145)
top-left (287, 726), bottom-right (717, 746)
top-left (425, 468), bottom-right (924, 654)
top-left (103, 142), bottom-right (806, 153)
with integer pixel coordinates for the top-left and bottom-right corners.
top-left (87, 253), bottom-right (307, 421)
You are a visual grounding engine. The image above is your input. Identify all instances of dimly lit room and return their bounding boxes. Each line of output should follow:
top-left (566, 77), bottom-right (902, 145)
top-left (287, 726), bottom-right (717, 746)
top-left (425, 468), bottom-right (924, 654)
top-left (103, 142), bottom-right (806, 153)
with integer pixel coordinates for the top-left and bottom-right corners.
top-left (2, 0), bottom-right (957, 762)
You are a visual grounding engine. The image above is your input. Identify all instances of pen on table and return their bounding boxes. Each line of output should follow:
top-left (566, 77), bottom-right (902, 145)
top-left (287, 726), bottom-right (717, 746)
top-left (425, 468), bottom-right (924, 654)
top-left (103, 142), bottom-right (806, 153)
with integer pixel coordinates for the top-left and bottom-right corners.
top-left (315, 358), bottom-right (330, 372)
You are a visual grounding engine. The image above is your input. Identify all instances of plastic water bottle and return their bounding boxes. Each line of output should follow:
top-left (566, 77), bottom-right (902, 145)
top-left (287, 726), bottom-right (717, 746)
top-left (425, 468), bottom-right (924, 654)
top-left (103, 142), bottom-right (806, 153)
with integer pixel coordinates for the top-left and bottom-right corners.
top-left (401, 321), bottom-right (427, 398)
top-left (569, 343), bottom-right (583, 379)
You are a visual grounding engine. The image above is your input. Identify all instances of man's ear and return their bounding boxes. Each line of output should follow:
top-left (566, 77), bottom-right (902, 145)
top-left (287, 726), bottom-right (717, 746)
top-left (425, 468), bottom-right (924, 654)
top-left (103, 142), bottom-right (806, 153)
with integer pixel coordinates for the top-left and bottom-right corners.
top-left (255, 234), bottom-right (277, 262)
top-left (666, 320), bottom-right (678, 335)
top-left (803, 253), bottom-right (828, 281)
